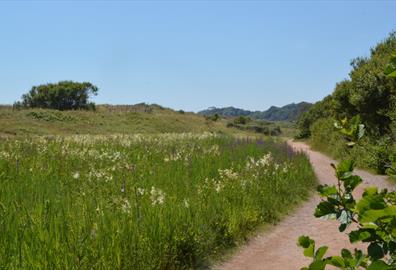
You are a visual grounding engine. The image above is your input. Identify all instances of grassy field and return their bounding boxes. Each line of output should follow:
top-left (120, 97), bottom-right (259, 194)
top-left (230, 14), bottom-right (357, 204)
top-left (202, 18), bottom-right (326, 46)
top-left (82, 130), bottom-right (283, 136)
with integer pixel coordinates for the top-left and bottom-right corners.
top-left (0, 104), bottom-right (294, 138)
top-left (0, 133), bottom-right (315, 269)
top-left (0, 104), bottom-right (230, 136)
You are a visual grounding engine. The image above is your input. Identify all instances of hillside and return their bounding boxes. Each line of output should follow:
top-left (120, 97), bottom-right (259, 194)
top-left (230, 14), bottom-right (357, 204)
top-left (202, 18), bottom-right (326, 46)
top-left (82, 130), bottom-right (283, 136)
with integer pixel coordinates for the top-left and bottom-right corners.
top-left (198, 102), bottom-right (312, 121)
top-left (0, 103), bottom-right (234, 136)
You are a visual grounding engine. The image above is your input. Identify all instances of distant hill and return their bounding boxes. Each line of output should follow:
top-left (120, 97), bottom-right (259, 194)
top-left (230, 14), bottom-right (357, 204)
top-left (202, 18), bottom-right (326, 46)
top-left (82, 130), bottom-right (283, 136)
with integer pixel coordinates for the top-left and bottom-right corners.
top-left (198, 102), bottom-right (312, 121)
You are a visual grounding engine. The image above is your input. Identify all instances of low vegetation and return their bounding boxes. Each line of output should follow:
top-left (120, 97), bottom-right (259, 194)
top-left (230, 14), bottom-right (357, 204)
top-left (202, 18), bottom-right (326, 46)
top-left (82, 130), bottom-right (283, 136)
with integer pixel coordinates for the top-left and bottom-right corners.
top-left (0, 134), bottom-right (316, 269)
top-left (226, 116), bottom-right (282, 136)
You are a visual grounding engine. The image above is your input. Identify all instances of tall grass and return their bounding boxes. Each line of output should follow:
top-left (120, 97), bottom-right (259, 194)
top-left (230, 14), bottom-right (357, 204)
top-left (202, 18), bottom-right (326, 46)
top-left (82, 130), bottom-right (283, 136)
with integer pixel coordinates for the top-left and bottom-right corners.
top-left (0, 133), bottom-right (316, 269)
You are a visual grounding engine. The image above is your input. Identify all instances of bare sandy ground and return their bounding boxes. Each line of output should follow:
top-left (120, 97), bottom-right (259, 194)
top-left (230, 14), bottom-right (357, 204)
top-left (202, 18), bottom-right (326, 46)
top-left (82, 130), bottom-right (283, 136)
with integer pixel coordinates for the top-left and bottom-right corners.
top-left (214, 140), bottom-right (394, 270)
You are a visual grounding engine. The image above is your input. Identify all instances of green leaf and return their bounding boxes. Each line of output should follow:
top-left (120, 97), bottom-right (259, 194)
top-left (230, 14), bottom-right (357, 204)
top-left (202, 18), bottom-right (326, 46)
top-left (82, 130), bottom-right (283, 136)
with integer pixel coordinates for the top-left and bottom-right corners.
top-left (341, 249), bottom-right (353, 259)
top-left (317, 185), bottom-right (338, 197)
top-left (360, 206), bottom-right (396, 223)
top-left (356, 193), bottom-right (387, 215)
top-left (367, 260), bottom-right (389, 270)
top-left (339, 223), bottom-right (347, 232)
top-left (343, 175), bottom-right (362, 191)
top-left (314, 201), bottom-right (336, 219)
top-left (328, 256), bottom-right (345, 268)
top-left (363, 187), bottom-right (379, 197)
top-left (298, 235), bottom-right (312, 248)
top-left (304, 243), bottom-right (315, 258)
top-left (315, 246), bottom-right (328, 260)
top-left (349, 229), bottom-right (372, 243)
top-left (336, 160), bottom-right (355, 179)
top-left (368, 243), bottom-right (385, 260)
top-left (308, 260), bottom-right (326, 270)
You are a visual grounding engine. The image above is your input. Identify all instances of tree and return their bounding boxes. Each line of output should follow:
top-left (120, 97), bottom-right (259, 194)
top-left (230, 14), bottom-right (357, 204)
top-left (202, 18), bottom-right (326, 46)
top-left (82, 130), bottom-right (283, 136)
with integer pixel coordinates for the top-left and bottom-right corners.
top-left (19, 81), bottom-right (98, 110)
top-left (297, 32), bottom-right (396, 138)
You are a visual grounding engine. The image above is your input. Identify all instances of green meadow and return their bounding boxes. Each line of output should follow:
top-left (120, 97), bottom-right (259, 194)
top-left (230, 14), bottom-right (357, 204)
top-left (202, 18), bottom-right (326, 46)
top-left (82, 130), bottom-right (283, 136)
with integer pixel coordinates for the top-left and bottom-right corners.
top-left (0, 133), bottom-right (315, 269)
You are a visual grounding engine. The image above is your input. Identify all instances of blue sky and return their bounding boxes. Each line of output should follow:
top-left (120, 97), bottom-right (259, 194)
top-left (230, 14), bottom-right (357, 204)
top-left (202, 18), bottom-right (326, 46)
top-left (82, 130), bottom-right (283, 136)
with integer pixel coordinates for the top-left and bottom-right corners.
top-left (0, 1), bottom-right (395, 112)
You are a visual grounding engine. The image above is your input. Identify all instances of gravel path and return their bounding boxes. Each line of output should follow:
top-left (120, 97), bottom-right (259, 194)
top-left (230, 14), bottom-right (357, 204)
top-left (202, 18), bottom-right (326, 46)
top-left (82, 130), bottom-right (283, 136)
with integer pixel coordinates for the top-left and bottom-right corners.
top-left (214, 140), bottom-right (394, 270)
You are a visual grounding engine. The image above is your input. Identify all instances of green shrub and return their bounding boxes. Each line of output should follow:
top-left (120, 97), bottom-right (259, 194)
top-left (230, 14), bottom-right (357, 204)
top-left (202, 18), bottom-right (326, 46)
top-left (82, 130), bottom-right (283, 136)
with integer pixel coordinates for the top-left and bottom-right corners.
top-left (27, 110), bottom-right (76, 122)
top-left (233, 116), bottom-right (251, 125)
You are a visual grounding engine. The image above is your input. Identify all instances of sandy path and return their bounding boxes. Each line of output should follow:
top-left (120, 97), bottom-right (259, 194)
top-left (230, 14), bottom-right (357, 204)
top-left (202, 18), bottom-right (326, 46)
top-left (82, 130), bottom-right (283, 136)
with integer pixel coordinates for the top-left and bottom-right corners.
top-left (214, 140), bottom-right (394, 270)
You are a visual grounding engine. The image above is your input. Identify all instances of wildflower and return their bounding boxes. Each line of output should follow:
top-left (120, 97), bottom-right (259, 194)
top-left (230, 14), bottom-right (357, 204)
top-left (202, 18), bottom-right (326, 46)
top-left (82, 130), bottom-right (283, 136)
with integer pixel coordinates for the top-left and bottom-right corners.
top-left (137, 187), bottom-right (145, 196)
top-left (73, 172), bottom-right (80, 179)
top-left (218, 168), bottom-right (238, 180)
top-left (258, 153), bottom-right (272, 167)
top-left (214, 181), bottom-right (223, 193)
top-left (150, 186), bottom-right (165, 205)
top-left (121, 198), bottom-right (131, 213)
top-left (183, 198), bottom-right (190, 208)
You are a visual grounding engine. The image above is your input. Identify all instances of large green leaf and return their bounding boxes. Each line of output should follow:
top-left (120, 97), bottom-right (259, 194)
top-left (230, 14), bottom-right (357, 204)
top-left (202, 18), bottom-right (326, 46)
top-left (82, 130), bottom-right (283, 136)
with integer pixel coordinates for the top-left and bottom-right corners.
top-left (317, 185), bottom-right (338, 197)
top-left (349, 229), bottom-right (372, 243)
top-left (308, 260), bottom-right (327, 270)
top-left (328, 256), bottom-right (345, 268)
top-left (360, 206), bottom-right (396, 223)
top-left (314, 201), bottom-right (336, 219)
top-left (367, 260), bottom-right (389, 270)
top-left (315, 246), bottom-right (328, 260)
top-left (298, 236), bottom-right (315, 258)
top-left (368, 243), bottom-right (385, 260)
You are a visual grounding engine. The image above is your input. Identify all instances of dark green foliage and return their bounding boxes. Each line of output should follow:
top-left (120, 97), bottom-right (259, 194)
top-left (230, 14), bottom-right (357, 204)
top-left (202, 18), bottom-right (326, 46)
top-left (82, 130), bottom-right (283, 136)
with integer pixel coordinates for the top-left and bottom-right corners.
top-left (205, 113), bottom-right (220, 122)
top-left (233, 116), bottom-right (251, 125)
top-left (200, 106), bottom-right (251, 117)
top-left (296, 96), bottom-right (333, 138)
top-left (226, 119), bottom-right (282, 136)
top-left (385, 54), bottom-right (396, 77)
top-left (18, 81), bottom-right (98, 111)
top-left (298, 32), bottom-right (396, 174)
top-left (199, 102), bottom-right (312, 122)
top-left (27, 110), bottom-right (76, 122)
top-left (298, 32), bottom-right (396, 137)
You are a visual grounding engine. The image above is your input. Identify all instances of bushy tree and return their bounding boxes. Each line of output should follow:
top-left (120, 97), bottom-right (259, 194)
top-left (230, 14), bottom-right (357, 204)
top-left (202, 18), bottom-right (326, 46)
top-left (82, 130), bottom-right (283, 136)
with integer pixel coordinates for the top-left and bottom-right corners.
top-left (298, 32), bottom-right (396, 138)
top-left (296, 96), bottom-right (334, 138)
top-left (19, 81), bottom-right (98, 110)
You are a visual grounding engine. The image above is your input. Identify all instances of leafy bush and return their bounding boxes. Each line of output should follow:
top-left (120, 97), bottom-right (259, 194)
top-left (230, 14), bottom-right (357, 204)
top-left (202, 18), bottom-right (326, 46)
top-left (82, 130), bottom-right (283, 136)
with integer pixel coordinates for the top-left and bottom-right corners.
top-left (299, 160), bottom-right (396, 270)
top-left (234, 116), bottom-right (251, 125)
top-left (205, 113), bottom-right (220, 122)
top-left (303, 48), bottom-right (396, 174)
top-left (17, 81), bottom-right (98, 111)
top-left (27, 110), bottom-right (76, 122)
top-left (298, 117), bottom-right (396, 270)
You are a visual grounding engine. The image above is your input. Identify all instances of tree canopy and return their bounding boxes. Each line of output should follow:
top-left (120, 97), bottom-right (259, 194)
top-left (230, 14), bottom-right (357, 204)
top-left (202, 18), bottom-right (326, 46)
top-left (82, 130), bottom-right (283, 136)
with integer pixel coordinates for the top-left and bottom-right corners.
top-left (297, 32), bottom-right (396, 138)
top-left (17, 81), bottom-right (98, 110)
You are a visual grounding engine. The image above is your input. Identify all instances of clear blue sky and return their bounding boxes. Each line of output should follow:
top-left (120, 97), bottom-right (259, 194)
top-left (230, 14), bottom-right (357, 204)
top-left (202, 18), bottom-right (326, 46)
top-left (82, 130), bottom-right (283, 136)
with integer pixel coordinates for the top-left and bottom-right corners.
top-left (0, 1), bottom-right (395, 112)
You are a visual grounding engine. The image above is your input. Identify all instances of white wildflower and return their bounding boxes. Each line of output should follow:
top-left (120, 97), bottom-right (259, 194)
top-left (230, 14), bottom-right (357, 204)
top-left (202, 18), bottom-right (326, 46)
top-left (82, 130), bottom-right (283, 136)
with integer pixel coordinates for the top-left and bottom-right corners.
top-left (137, 187), bottom-right (145, 196)
top-left (150, 186), bottom-right (165, 205)
top-left (218, 168), bottom-right (238, 180)
top-left (183, 198), bottom-right (190, 208)
top-left (121, 198), bottom-right (131, 213)
top-left (73, 172), bottom-right (80, 179)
